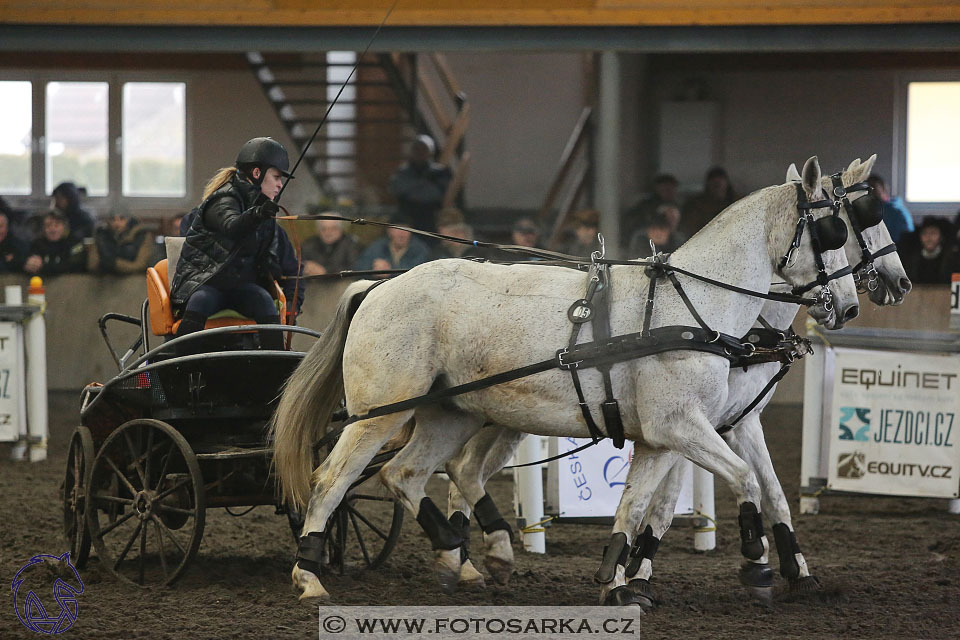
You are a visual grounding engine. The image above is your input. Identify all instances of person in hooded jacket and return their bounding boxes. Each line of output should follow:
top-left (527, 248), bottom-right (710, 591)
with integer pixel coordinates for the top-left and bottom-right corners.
top-left (51, 182), bottom-right (97, 242)
top-left (169, 137), bottom-right (304, 349)
top-left (87, 206), bottom-right (155, 274)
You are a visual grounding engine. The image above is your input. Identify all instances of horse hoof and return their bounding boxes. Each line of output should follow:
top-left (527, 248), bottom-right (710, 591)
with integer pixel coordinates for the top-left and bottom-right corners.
top-left (739, 562), bottom-right (774, 603)
top-left (626, 578), bottom-right (657, 610)
top-left (484, 556), bottom-right (513, 586)
top-left (292, 564), bottom-right (330, 605)
top-left (603, 585), bottom-right (647, 612)
top-left (789, 575), bottom-right (823, 595)
top-left (459, 560), bottom-right (487, 589)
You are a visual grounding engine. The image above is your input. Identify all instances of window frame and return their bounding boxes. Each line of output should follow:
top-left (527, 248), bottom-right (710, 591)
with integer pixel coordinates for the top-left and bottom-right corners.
top-left (0, 69), bottom-right (193, 214)
top-left (894, 70), bottom-right (960, 216)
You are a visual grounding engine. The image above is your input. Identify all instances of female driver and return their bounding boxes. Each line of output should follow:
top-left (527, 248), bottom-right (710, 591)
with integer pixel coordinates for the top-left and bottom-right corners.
top-left (170, 137), bottom-right (302, 350)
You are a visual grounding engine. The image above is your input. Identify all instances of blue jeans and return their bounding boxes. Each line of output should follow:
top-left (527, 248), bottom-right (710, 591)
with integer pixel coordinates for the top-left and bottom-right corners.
top-left (183, 282), bottom-right (278, 324)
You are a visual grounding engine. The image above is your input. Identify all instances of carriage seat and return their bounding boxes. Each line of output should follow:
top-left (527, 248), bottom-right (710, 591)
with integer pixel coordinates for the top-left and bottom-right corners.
top-left (146, 238), bottom-right (286, 337)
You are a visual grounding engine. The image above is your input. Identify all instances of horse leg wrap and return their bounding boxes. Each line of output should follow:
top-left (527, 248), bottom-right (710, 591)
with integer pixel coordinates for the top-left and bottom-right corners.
top-left (416, 497), bottom-right (464, 551)
top-left (738, 502), bottom-right (765, 561)
top-left (626, 525), bottom-right (660, 578)
top-left (296, 531), bottom-right (326, 579)
top-left (473, 493), bottom-right (514, 543)
top-left (449, 511), bottom-right (471, 564)
top-left (772, 522), bottom-right (803, 580)
top-left (594, 532), bottom-right (629, 584)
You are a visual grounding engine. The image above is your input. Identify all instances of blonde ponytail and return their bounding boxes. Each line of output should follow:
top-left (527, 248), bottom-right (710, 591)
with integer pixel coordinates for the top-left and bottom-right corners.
top-left (202, 167), bottom-right (238, 201)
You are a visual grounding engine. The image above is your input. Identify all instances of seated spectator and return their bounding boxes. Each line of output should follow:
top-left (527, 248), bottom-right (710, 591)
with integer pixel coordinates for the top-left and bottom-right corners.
top-left (51, 182), bottom-right (96, 242)
top-left (901, 217), bottom-right (956, 284)
top-left (628, 210), bottom-right (685, 257)
top-left (432, 221), bottom-right (482, 260)
top-left (867, 174), bottom-right (914, 244)
top-left (87, 206), bottom-right (154, 275)
top-left (23, 210), bottom-right (86, 276)
top-left (389, 134), bottom-right (452, 234)
top-left (485, 217), bottom-right (543, 262)
top-left (301, 219), bottom-right (360, 276)
top-left (154, 213), bottom-right (186, 262)
top-left (353, 217), bottom-right (431, 272)
top-left (622, 173), bottom-right (680, 243)
top-left (558, 209), bottom-right (600, 256)
top-left (0, 212), bottom-right (27, 273)
top-left (680, 166), bottom-right (737, 238)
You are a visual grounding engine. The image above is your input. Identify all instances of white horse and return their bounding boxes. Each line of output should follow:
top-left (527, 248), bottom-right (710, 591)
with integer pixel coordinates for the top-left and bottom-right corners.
top-left (270, 155), bottom-right (860, 604)
top-left (441, 155), bottom-right (911, 603)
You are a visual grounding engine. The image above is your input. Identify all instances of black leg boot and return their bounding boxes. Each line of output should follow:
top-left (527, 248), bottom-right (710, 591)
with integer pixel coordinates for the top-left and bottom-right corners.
top-left (174, 311), bottom-right (207, 356)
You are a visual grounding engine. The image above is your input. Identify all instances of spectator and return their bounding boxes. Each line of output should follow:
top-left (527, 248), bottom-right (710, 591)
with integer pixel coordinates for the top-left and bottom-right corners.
top-left (389, 134), bottom-right (452, 234)
top-left (628, 210), bottom-right (685, 257)
top-left (432, 221), bottom-right (482, 260)
top-left (558, 209), bottom-right (600, 256)
top-left (680, 167), bottom-right (737, 238)
top-left (87, 206), bottom-right (154, 275)
top-left (901, 217), bottom-right (955, 284)
top-left (866, 175), bottom-right (915, 244)
top-left (23, 210), bottom-right (86, 276)
top-left (485, 217), bottom-right (543, 262)
top-left (51, 182), bottom-right (96, 242)
top-left (0, 212), bottom-right (27, 273)
top-left (622, 173), bottom-right (681, 243)
top-left (353, 217), bottom-right (431, 272)
top-left (301, 219), bottom-right (360, 276)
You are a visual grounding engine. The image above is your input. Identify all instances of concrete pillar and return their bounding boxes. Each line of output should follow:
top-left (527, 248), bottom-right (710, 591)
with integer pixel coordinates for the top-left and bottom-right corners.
top-left (595, 51), bottom-right (621, 259)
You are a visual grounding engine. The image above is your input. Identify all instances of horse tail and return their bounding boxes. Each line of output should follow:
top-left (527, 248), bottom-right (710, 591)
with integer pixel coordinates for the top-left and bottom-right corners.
top-left (270, 279), bottom-right (378, 511)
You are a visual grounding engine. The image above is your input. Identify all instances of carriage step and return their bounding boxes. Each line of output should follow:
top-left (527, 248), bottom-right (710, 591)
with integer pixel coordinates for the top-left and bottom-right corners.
top-left (195, 447), bottom-right (273, 460)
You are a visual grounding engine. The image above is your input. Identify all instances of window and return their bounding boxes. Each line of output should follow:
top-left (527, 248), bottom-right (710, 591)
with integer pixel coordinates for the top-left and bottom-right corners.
top-left (0, 76), bottom-right (188, 202)
top-left (46, 81), bottom-right (109, 196)
top-left (122, 82), bottom-right (186, 197)
top-left (0, 81), bottom-right (32, 195)
top-left (904, 81), bottom-right (960, 203)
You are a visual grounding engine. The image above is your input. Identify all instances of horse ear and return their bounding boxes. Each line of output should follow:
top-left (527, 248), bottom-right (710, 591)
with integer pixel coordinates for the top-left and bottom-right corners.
top-left (801, 156), bottom-right (823, 198)
top-left (846, 158), bottom-right (861, 173)
top-left (786, 163), bottom-right (801, 182)
top-left (851, 154), bottom-right (877, 183)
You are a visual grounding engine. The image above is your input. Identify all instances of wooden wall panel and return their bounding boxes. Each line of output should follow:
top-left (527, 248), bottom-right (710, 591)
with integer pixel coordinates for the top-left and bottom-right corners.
top-left (1, 1), bottom-right (958, 27)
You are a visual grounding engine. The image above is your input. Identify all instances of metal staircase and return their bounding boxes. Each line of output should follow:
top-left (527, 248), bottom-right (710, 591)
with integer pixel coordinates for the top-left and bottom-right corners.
top-left (247, 51), bottom-right (470, 209)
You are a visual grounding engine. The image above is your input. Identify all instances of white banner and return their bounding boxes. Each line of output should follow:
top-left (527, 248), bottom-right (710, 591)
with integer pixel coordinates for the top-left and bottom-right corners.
top-left (0, 321), bottom-right (24, 442)
top-left (557, 437), bottom-right (694, 518)
top-left (828, 347), bottom-right (960, 498)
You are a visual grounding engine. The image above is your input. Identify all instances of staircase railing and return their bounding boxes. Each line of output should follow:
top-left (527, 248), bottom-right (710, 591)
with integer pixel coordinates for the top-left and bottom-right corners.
top-left (538, 105), bottom-right (594, 248)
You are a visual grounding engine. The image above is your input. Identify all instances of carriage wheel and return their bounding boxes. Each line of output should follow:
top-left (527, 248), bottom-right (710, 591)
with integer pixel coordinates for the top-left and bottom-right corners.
top-left (324, 493), bottom-right (404, 574)
top-left (286, 450), bottom-right (404, 574)
top-left (62, 426), bottom-right (94, 569)
top-left (87, 419), bottom-right (205, 586)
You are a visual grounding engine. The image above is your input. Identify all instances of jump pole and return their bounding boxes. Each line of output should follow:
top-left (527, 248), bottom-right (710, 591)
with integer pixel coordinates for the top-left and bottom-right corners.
top-left (25, 277), bottom-right (48, 462)
top-left (515, 434), bottom-right (546, 553)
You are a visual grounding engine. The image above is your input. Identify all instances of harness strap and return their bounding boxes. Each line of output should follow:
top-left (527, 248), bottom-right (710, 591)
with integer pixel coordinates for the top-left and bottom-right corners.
top-left (716, 362), bottom-right (792, 436)
top-left (664, 269), bottom-right (715, 335)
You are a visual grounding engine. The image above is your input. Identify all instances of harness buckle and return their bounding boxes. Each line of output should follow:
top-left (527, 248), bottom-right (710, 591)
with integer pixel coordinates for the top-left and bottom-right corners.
top-left (557, 348), bottom-right (582, 370)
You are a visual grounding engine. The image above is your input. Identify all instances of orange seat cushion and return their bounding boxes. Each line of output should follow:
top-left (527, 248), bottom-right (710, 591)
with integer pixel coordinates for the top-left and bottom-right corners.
top-left (146, 258), bottom-right (286, 336)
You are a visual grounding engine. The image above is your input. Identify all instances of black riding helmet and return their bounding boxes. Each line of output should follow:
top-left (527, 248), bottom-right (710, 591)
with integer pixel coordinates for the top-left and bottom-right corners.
top-left (235, 137), bottom-right (293, 185)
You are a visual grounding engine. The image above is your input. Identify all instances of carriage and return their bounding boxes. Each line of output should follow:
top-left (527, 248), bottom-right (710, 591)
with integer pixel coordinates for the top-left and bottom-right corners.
top-left (60, 253), bottom-right (404, 586)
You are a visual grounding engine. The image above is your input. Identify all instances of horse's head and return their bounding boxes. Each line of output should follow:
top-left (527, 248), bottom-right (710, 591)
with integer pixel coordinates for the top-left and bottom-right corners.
top-left (834, 156), bottom-right (911, 305)
top-left (777, 156), bottom-right (860, 329)
top-left (787, 156), bottom-right (913, 307)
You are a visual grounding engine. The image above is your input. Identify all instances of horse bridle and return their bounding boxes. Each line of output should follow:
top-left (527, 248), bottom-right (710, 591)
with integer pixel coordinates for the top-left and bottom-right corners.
top-left (779, 182), bottom-right (854, 310)
top-left (828, 175), bottom-right (898, 293)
